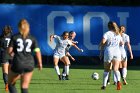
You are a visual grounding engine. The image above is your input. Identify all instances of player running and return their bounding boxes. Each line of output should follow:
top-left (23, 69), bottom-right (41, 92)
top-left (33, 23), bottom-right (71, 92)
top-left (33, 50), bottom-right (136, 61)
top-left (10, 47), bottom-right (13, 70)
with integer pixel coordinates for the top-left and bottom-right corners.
top-left (0, 25), bottom-right (12, 91)
top-left (8, 19), bottom-right (42, 93)
top-left (99, 21), bottom-right (123, 90)
top-left (62, 31), bottom-right (79, 80)
top-left (115, 25), bottom-right (133, 85)
top-left (50, 31), bottom-right (83, 80)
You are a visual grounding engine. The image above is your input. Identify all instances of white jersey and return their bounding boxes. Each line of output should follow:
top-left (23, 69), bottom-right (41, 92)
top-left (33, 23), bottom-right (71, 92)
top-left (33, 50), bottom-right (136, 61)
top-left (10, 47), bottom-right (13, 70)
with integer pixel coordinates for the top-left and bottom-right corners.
top-left (53, 35), bottom-right (72, 58)
top-left (103, 31), bottom-right (122, 62)
top-left (119, 33), bottom-right (130, 61)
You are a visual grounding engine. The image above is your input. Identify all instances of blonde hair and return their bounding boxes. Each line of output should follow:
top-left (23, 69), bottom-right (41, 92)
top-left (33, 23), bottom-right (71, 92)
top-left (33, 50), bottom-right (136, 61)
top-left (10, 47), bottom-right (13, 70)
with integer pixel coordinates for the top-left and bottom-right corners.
top-left (113, 22), bottom-right (120, 35)
top-left (108, 21), bottom-right (120, 35)
top-left (18, 19), bottom-right (30, 38)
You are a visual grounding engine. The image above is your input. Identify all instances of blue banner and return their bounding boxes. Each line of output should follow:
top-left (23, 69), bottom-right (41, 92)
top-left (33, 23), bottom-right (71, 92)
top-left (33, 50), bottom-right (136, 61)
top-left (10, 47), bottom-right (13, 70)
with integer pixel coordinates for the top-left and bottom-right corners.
top-left (0, 4), bottom-right (139, 56)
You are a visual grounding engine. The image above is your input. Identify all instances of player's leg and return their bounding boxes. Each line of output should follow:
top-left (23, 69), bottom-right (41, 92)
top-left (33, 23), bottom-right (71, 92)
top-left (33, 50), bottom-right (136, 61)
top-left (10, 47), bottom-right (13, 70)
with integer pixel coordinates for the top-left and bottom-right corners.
top-left (122, 59), bottom-right (128, 85)
top-left (107, 70), bottom-right (111, 85)
top-left (101, 62), bottom-right (112, 90)
top-left (61, 56), bottom-right (70, 80)
top-left (53, 56), bottom-right (61, 80)
top-left (119, 60), bottom-right (123, 79)
top-left (112, 60), bottom-right (121, 90)
top-left (1, 60), bottom-right (9, 91)
top-left (21, 71), bottom-right (33, 93)
top-left (8, 70), bottom-right (20, 93)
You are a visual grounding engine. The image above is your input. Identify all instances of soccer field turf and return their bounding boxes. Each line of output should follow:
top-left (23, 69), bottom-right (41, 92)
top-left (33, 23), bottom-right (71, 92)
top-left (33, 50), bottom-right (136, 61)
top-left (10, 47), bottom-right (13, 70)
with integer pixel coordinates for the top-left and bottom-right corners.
top-left (0, 66), bottom-right (140, 93)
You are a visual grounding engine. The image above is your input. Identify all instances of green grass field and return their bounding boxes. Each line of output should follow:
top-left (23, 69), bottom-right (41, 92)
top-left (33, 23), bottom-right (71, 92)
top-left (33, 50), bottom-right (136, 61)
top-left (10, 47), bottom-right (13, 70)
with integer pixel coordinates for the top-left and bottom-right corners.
top-left (0, 65), bottom-right (140, 93)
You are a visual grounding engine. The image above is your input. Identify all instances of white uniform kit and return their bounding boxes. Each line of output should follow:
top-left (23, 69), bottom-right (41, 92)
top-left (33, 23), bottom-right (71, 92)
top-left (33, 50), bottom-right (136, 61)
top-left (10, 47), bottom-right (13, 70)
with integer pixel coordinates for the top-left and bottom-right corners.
top-left (53, 35), bottom-right (72, 59)
top-left (119, 33), bottom-right (130, 61)
top-left (103, 31), bottom-right (122, 63)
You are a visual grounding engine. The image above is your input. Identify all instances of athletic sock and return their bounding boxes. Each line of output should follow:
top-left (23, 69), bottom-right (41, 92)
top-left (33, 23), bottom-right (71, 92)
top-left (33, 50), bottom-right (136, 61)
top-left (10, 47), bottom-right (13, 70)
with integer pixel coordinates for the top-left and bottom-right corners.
top-left (3, 73), bottom-right (8, 84)
top-left (8, 84), bottom-right (17, 93)
top-left (114, 70), bottom-right (121, 82)
top-left (54, 66), bottom-right (60, 75)
top-left (113, 71), bottom-right (117, 83)
top-left (65, 65), bottom-right (69, 75)
top-left (122, 68), bottom-right (127, 78)
top-left (103, 71), bottom-right (109, 87)
top-left (21, 88), bottom-right (28, 93)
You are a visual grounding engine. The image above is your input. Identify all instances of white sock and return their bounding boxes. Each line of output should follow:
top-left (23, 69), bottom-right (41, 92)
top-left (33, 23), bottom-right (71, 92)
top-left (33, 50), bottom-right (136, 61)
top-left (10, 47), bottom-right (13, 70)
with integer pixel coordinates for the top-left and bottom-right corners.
top-left (113, 71), bottom-right (117, 83)
top-left (103, 72), bottom-right (109, 87)
top-left (65, 65), bottom-right (69, 75)
top-left (54, 66), bottom-right (60, 75)
top-left (122, 68), bottom-right (127, 78)
top-left (114, 70), bottom-right (121, 82)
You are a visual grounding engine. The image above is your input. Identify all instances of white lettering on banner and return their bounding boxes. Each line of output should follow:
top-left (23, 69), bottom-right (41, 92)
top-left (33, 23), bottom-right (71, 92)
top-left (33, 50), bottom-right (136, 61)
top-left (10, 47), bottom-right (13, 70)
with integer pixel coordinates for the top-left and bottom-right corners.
top-left (118, 12), bottom-right (140, 50)
top-left (47, 11), bottom-right (74, 49)
top-left (117, 12), bottom-right (129, 32)
top-left (83, 12), bottom-right (109, 50)
top-left (47, 11), bottom-right (140, 51)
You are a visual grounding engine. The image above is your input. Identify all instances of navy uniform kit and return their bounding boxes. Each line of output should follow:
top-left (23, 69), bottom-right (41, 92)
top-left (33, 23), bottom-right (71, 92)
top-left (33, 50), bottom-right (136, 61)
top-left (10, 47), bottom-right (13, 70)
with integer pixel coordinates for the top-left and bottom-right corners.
top-left (0, 33), bottom-right (12, 64)
top-left (9, 33), bottom-right (39, 74)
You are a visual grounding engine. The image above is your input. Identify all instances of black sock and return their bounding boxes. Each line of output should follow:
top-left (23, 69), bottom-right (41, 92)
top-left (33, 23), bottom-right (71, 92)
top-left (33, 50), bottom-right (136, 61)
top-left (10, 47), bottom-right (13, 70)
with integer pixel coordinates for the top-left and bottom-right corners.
top-left (3, 73), bottom-right (8, 84)
top-left (8, 84), bottom-right (17, 93)
top-left (62, 67), bottom-right (65, 75)
top-left (119, 68), bottom-right (123, 79)
top-left (21, 88), bottom-right (28, 93)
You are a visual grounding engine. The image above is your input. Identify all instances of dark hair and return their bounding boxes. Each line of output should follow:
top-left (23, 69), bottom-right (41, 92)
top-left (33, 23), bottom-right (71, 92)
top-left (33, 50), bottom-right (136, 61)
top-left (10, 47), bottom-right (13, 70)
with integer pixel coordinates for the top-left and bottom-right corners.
top-left (119, 25), bottom-right (125, 29)
top-left (69, 31), bottom-right (75, 34)
top-left (2, 25), bottom-right (12, 36)
top-left (108, 21), bottom-right (115, 31)
top-left (62, 31), bottom-right (69, 36)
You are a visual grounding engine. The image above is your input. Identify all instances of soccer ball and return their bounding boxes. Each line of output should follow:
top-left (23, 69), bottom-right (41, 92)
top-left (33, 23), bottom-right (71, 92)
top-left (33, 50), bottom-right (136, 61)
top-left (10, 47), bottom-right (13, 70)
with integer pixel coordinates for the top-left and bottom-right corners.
top-left (92, 72), bottom-right (99, 80)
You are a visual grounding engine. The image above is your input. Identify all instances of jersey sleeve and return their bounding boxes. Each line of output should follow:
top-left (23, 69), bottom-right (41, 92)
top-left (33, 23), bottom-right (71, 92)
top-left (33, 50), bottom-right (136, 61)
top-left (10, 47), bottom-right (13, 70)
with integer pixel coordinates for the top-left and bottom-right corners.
top-left (53, 35), bottom-right (60, 39)
top-left (67, 40), bottom-right (72, 45)
top-left (125, 35), bottom-right (130, 43)
top-left (103, 32), bottom-right (108, 40)
top-left (32, 38), bottom-right (39, 49)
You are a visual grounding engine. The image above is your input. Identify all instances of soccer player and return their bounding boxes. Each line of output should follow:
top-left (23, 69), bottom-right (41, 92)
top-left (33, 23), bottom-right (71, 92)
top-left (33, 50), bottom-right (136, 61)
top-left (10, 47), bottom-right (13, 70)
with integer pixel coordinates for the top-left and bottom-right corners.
top-left (50, 31), bottom-right (83, 80)
top-left (8, 19), bottom-right (42, 93)
top-left (0, 25), bottom-right (12, 91)
top-left (62, 31), bottom-right (78, 80)
top-left (99, 21), bottom-right (123, 90)
top-left (118, 25), bottom-right (133, 85)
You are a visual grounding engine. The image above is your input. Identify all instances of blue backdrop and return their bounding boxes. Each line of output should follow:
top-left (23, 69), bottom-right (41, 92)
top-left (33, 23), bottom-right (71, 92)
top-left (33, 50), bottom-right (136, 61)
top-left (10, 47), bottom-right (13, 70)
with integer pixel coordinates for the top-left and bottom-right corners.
top-left (0, 4), bottom-right (139, 56)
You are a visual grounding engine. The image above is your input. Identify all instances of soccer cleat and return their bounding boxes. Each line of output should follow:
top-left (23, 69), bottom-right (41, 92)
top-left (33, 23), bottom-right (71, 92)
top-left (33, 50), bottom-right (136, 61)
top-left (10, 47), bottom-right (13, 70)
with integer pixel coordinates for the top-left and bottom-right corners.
top-left (101, 86), bottom-right (106, 90)
top-left (58, 75), bottom-right (62, 80)
top-left (113, 82), bottom-right (117, 85)
top-left (62, 76), bottom-right (66, 80)
top-left (117, 81), bottom-right (122, 90)
top-left (123, 78), bottom-right (128, 85)
top-left (5, 84), bottom-right (8, 91)
top-left (65, 75), bottom-right (69, 80)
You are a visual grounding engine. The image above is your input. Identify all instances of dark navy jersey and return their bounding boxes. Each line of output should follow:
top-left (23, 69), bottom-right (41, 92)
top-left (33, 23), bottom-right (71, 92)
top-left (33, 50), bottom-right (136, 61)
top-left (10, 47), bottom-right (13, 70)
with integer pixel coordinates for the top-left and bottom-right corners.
top-left (0, 33), bottom-right (12, 60)
top-left (9, 33), bottom-right (39, 64)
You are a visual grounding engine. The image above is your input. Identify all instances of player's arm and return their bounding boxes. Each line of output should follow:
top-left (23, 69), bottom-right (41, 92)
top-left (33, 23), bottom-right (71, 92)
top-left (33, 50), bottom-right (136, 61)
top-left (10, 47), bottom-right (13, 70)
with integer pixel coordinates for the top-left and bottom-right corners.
top-left (8, 47), bottom-right (14, 57)
top-left (71, 43), bottom-right (83, 52)
top-left (34, 48), bottom-right (42, 70)
top-left (99, 38), bottom-right (106, 60)
top-left (126, 41), bottom-right (133, 59)
top-left (50, 34), bottom-right (54, 43)
top-left (66, 52), bottom-right (75, 61)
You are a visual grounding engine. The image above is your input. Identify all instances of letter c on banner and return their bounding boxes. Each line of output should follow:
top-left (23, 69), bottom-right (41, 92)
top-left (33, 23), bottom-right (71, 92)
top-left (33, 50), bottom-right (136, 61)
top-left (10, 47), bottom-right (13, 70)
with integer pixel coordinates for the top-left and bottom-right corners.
top-left (47, 11), bottom-right (74, 49)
